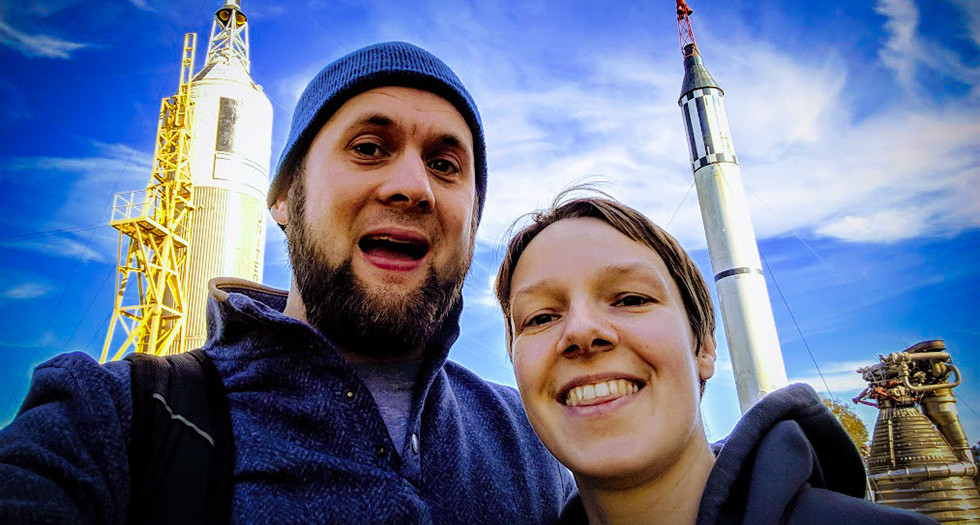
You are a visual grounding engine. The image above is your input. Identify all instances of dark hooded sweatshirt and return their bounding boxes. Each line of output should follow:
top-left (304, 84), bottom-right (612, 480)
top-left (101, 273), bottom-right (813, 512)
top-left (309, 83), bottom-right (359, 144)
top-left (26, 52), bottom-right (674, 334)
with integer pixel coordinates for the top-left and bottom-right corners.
top-left (559, 383), bottom-right (938, 525)
top-left (0, 278), bottom-right (572, 524)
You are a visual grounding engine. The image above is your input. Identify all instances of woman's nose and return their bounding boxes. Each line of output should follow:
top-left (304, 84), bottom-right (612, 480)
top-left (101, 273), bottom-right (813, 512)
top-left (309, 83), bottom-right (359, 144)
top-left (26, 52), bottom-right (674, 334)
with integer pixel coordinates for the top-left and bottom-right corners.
top-left (557, 302), bottom-right (617, 358)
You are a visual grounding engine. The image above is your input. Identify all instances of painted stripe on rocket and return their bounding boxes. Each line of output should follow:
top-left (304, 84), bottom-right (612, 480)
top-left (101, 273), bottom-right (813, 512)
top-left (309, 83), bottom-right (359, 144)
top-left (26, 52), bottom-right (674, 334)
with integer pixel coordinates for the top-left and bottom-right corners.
top-left (689, 100), bottom-right (706, 163)
top-left (714, 266), bottom-right (764, 282)
top-left (693, 153), bottom-right (738, 170)
top-left (679, 87), bottom-right (720, 104)
top-left (683, 91), bottom-right (739, 170)
top-left (695, 96), bottom-right (710, 159)
top-left (681, 102), bottom-right (699, 164)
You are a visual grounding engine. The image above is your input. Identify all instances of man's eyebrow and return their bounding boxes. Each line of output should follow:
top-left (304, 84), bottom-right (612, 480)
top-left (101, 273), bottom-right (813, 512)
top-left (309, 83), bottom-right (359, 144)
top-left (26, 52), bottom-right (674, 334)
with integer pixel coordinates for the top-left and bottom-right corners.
top-left (347, 115), bottom-right (470, 154)
top-left (438, 134), bottom-right (465, 150)
top-left (352, 114), bottom-right (394, 128)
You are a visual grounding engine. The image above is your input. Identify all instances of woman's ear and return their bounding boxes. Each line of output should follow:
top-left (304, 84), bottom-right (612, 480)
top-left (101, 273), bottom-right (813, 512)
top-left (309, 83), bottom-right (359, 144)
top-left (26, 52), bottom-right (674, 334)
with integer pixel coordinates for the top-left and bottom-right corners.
top-left (697, 335), bottom-right (717, 382)
top-left (270, 196), bottom-right (289, 227)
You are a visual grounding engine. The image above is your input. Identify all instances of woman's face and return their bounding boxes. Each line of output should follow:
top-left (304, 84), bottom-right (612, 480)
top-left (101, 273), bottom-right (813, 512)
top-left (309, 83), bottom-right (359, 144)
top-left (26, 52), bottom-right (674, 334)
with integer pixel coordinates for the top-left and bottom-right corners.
top-left (508, 217), bottom-right (715, 485)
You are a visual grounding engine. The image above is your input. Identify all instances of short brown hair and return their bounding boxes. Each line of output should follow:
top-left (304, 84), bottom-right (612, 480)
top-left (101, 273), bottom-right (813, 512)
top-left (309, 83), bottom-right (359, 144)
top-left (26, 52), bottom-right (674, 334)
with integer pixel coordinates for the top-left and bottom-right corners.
top-left (495, 191), bottom-right (715, 356)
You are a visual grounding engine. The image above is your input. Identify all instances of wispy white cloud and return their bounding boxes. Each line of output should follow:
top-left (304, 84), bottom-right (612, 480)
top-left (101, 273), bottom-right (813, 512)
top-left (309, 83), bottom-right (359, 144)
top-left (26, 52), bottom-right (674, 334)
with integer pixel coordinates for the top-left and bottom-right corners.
top-left (0, 270), bottom-right (55, 304)
top-left (1, 142), bottom-right (151, 261)
top-left (464, 10), bottom-right (979, 249)
top-left (0, 282), bottom-right (54, 300)
top-left (38, 330), bottom-right (57, 347)
top-left (3, 235), bottom-right (110, 263)
top-left (467, 265), bottom-right (500, 309)
top-left (790, 361), bottom-right (889, 397)
top-left (245, 5), bottom-right (287, 19)
top-left (817, 360), bottom-right (877, 375)
top-left (0, 15), bottom-right (89, 59)
top-left (875, 0), bottom-right (921, 93)
top-left (466, 42), bottom-right (980, 249)
top-left (4, 141), bottom-right (151, 198)
top-left (128, 0), bottom-right (154, 12)
top-left (7, 147), bottom-right (151, 185)
top-left (875, 0), bottom-right (980, 97)
top-left (948, 0), bottom-right (980, 49)
top-left (790, 372), bottom-right (868, 396)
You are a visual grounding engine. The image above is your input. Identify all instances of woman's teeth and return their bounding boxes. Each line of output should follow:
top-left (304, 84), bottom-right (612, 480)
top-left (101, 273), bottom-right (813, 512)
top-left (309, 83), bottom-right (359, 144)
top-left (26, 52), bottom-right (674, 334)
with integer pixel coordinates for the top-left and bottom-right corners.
top-left (565, 379), bottom-right (639, 407)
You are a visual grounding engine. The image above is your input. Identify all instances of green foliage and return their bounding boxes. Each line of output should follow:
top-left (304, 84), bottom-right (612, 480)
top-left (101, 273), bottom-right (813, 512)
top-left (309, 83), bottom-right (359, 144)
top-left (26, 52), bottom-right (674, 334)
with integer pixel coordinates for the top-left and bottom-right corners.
top-left (822, 397), bottom-right (870, 456)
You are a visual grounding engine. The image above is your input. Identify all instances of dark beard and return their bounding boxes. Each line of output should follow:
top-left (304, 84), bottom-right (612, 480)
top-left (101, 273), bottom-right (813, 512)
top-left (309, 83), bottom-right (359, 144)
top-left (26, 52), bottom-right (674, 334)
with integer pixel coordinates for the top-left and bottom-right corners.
top-left (285, 176), bottom-right (467, 358)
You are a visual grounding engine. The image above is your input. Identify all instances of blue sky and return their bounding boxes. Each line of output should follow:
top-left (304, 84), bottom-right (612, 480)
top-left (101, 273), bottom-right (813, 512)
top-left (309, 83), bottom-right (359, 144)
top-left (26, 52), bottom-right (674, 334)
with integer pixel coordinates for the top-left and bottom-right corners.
top-left (1, 0), bottom-right (978, 443)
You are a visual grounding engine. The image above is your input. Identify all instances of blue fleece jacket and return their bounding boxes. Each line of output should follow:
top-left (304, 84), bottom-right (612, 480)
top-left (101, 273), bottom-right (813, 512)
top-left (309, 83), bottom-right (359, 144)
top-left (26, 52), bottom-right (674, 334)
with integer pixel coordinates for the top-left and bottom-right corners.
top-left (0, 278), bottom-right (573, 524)
top-left (558, 384), bottom-right (938, 525)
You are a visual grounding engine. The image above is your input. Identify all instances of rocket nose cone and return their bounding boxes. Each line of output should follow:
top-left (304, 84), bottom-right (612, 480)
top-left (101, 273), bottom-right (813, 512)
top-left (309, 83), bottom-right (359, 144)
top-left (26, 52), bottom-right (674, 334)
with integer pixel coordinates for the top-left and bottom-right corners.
top-left (679, 54), bottom-right (721, 100)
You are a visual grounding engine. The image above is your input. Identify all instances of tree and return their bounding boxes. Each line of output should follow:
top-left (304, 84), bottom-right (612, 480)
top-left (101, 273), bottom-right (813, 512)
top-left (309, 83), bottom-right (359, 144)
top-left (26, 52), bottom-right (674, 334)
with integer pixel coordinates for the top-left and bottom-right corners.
top-left (823, 397), bottom-right (870, 457)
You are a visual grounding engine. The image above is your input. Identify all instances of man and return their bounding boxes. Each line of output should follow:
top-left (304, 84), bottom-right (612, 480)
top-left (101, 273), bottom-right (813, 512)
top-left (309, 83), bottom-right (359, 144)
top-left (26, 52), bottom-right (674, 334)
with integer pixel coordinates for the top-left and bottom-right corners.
top-left (0, 42), bottom-right (572, 523)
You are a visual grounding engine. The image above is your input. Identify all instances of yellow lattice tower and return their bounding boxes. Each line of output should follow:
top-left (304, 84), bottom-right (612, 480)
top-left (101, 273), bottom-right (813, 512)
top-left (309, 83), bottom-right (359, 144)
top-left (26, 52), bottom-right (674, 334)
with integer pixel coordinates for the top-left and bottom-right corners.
top-left (101, 34), bottom-right (198, 362)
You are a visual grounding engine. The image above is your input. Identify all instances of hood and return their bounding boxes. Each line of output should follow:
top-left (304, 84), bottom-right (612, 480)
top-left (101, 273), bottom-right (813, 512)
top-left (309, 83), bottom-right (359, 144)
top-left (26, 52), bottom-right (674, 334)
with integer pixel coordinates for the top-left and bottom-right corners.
top-left (697, 383), bottom-right (867, 524)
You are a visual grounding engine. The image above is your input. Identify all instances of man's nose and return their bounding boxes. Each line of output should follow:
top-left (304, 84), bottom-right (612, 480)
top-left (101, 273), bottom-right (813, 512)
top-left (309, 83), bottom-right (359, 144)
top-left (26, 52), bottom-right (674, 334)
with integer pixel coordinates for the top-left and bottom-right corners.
top-left (378, 152), bottom-right (434, 212)
top-left (557, 302), bottom-right (618, 358)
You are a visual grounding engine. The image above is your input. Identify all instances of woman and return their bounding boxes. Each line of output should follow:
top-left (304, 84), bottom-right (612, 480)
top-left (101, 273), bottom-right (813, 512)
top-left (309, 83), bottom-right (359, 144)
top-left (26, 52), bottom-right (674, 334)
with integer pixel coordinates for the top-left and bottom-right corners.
top-left (494, 194), bottom-right (936, 525)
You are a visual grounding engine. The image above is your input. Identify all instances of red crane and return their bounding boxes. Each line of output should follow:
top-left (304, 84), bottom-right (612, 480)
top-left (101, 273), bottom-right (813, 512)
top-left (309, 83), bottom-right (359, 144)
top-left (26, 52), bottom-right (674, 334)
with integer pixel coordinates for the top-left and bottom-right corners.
top-left (676, 0), bottom-right (699, 58)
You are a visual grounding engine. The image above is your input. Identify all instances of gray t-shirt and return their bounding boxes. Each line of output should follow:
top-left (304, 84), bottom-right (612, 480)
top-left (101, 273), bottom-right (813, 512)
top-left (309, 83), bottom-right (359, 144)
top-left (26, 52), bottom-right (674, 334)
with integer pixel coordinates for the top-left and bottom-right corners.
top-left (349, 359), bottom-right (422, 455)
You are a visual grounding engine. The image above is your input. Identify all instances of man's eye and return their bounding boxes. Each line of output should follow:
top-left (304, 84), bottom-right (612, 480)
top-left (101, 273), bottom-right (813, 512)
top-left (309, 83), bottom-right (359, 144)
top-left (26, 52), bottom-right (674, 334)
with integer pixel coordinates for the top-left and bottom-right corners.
top-left (427, 158), bottom-right (459, 175)
top-left (614, 295), bottom-right (651, 307)
top-left (353, 143), bottom-right (385, 157)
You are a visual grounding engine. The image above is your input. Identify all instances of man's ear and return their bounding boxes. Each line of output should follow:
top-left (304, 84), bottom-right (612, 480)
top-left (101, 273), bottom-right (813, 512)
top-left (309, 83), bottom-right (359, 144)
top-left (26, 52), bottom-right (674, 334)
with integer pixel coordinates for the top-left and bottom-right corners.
top-left (270, 195), bottom-right (289, 226)
top-left (697, 335), bottom-right (717, 382)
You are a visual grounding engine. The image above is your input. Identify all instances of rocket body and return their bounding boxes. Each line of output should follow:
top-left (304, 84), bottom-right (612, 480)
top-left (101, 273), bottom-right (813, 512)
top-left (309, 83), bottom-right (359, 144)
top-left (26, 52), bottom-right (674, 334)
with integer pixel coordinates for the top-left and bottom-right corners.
top-left (679, 54), bottom-right (788, 412)
top-left (184, 3), bottom-right (271, 349)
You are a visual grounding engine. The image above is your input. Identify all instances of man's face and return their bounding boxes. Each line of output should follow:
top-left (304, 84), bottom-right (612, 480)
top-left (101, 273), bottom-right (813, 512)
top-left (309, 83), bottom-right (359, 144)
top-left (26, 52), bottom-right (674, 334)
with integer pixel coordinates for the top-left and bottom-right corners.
top-left (274, 86), bottom-right (477, 355)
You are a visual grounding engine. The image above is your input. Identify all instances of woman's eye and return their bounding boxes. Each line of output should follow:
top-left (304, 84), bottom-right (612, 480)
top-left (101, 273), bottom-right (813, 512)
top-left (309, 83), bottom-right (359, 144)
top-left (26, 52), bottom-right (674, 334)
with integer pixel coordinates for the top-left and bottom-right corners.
top-left (353, 142), bottom-right (385, 157)
top-left (525, 313), bottom-right (557, 328)
top-left (615, 295), bottom-right (651, 307)
top-left (428, 158), bottom-right (459, 175)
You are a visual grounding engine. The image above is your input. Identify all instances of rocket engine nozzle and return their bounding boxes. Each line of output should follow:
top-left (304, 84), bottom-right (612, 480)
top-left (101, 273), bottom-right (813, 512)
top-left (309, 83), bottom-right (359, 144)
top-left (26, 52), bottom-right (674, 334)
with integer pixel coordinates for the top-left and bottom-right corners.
top-left (860, 339), bottom-right (980, 522)
top-left (216, 7), bottom-right (247, 27)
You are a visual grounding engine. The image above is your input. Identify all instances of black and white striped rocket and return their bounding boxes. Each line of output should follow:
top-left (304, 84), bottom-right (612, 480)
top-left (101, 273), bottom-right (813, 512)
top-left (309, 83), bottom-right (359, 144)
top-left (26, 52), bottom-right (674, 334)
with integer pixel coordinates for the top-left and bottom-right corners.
top-left (676, 1), bottom-right (788, 412)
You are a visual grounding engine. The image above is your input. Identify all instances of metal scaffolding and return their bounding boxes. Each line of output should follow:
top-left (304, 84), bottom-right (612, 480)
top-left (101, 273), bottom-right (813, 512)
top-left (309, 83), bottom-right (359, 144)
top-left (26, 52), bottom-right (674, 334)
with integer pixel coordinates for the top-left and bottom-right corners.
top-left (101, 33), bottom-right (198, 362)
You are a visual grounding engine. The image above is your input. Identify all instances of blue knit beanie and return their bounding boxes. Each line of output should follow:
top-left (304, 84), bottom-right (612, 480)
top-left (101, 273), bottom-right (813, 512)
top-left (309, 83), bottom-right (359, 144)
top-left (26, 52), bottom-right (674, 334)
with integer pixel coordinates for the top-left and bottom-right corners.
top-left (268, 41), bottom-right (487, 221)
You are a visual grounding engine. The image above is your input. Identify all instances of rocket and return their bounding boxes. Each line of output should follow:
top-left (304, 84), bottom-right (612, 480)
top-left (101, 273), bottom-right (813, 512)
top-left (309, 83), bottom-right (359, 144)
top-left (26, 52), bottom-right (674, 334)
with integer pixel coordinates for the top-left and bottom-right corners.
top-left (675, 0), bottom-right (788, 412)
top-left (184, 0), bottom-right (273, 349)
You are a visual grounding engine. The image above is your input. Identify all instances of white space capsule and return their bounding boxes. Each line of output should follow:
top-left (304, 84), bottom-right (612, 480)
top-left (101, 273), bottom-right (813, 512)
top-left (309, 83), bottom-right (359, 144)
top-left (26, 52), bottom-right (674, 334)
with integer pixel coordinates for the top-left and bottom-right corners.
top-left (678, 45), bottom-right (788, 412)
top-left (185, 0), bottom-right (272, 349)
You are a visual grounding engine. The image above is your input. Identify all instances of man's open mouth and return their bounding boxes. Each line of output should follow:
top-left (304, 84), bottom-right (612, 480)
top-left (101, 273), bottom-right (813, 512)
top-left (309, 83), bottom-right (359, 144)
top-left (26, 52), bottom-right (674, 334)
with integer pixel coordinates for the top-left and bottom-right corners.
top-left (358, 234), bottom-right (430, 262)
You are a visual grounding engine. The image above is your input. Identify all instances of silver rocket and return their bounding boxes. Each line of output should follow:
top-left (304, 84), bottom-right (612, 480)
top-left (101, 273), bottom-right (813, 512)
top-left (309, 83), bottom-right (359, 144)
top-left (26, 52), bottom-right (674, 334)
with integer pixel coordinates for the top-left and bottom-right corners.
top-left (676, 0), bottom-right (788, 412)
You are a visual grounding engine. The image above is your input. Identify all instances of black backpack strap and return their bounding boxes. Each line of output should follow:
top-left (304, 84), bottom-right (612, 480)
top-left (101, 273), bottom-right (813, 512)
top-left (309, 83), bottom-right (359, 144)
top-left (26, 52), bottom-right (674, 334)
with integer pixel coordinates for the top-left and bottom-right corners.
top-left (125, 349), bottom-right (234, 525)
